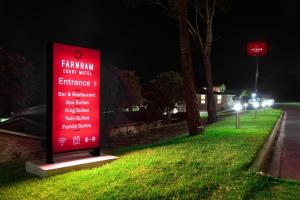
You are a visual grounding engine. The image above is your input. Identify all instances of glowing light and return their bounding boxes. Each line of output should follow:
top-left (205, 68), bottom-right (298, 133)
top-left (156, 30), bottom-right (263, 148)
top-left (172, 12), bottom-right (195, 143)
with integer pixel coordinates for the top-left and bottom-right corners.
top-left (253, 102), bottom-right (259, 109)
top-left (267, 100), bottom-right (274, 107)
top-left (234, 103), bottom-right (242, 112)
top-left (252, 93), bottom-right (256, 98)
top-left (244, 103), bottom-right (248, 108)
top-left (173, 108), bottom-right (178, 114)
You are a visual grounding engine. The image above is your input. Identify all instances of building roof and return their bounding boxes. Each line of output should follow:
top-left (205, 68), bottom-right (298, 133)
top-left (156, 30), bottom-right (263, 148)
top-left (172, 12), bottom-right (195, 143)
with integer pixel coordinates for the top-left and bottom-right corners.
top-left (0, 105), bottom-right (46, 138)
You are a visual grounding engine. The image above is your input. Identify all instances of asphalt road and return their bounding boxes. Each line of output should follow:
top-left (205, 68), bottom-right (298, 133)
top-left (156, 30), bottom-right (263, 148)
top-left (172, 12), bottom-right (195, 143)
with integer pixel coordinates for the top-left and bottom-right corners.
top-left (272, 103), bottom-right (300, 179)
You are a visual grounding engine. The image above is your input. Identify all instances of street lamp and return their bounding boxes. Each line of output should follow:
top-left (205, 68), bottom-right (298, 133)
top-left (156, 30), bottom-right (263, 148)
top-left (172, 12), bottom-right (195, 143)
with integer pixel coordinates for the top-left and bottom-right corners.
top-left (253, 101), bottom-right (259, 119)
top-left (244, 103), bottom-right (248, 111)
top-left (267, 99), bottom-right (274, 107)
top-left (253, 101), bottom-right (259, 109)
top-left (262, 101), bottom-right (267, 113)
top-left (234, 103), bottom-right (242, 128)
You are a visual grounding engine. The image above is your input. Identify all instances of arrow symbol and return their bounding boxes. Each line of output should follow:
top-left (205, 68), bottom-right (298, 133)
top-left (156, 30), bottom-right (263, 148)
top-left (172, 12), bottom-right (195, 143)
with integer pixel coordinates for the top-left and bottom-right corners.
top-left (94, 81), bottom-right (97, 86)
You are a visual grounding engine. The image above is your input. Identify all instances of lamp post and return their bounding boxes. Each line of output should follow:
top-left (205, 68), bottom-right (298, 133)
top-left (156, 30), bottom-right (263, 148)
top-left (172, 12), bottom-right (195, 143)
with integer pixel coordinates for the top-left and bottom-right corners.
top-left (262, 101), bottom-right (267, 113)
top-left (234, 103), bottom-right (242, 129)
top-left (244, 103), bottom-right (248, 111)
top-left (255, 57), bottom-right (259, 93)
top-left (267, 99), bottom-right (274, 108)
top-left (253, 101), bottom-right (259, 119)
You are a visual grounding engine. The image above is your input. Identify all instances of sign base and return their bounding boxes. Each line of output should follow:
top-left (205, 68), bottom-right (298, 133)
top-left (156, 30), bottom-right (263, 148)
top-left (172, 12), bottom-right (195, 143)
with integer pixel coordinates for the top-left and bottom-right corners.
top-left (26, 153), bottom-right (118, 177)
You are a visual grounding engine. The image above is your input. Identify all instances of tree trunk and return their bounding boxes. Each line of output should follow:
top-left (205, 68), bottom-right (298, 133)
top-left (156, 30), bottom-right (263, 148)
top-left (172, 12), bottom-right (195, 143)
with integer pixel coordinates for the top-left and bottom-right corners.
top-left (167, 108), bottom-right (171, 124)
top-left (203, 52), bottom-right (217, 123)
top-left (177, 0), bottom-right (201, 136)
top-left (203, 11), bottom-right (217, 124)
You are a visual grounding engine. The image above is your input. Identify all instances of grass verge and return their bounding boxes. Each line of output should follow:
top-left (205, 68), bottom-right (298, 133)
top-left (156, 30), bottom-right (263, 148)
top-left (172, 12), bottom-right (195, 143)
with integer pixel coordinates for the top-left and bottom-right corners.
top-left (0, 109), bottom-right (299, 199)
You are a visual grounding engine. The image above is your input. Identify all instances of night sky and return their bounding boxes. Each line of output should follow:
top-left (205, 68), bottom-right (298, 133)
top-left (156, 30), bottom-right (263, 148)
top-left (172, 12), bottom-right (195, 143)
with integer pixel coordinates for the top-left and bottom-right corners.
top-left (1, 0), bottom-right (300, 104)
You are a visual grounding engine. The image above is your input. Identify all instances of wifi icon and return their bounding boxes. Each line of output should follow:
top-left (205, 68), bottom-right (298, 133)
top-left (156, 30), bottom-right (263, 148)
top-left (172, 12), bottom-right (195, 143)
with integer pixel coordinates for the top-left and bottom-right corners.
top-left (58, 137), bottom-right (67, 146)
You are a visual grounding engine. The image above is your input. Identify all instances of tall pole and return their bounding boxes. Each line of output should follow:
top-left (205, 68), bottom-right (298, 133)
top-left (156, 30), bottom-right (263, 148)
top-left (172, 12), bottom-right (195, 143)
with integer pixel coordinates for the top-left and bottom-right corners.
top-left (255, 56), bottom-right (259, 93)
top-left (236, 111), bottom-right (240, 129)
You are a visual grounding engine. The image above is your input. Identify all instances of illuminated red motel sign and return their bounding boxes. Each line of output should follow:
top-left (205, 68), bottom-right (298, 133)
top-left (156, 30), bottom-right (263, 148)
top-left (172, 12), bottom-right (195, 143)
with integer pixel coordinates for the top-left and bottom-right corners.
top-left (246, 41), bottom-right (268, 57)
top-left (246, 41), bottom-right (268, 93)
top-left (47, 42), bottom-right (101, 163)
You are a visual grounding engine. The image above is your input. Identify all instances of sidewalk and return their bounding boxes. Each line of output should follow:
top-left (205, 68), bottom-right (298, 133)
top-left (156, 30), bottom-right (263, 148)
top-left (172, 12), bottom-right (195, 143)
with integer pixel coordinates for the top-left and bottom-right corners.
top-left (269, 104), bottom-right (300, 180)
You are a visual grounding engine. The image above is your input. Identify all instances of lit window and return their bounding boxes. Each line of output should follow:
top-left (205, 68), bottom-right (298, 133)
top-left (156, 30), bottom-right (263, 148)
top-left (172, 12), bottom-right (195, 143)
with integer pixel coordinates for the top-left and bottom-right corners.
top-left (201, 100), bottom-right (206, 104)
top-left (213, 87), bottom-right (221, 93)
top-left (132, 106), bottom-right (139, 112)
top-left (201, 95), bottom-right (206, 100)
top-left (217, 95), bottom-right (222, 104)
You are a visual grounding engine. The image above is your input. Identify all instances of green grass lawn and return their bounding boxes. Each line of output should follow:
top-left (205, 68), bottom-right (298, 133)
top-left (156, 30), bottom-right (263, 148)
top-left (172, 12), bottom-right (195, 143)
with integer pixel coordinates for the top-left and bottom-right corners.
top-left (1, 109), bottom-right (300, 199)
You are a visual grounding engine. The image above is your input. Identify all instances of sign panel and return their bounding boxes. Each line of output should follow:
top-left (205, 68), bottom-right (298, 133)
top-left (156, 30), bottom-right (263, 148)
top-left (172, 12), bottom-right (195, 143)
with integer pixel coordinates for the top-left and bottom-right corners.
top-left (247, 41), bottom-right (268, 56)
top-left (51, 43), bottom-right (100, 153)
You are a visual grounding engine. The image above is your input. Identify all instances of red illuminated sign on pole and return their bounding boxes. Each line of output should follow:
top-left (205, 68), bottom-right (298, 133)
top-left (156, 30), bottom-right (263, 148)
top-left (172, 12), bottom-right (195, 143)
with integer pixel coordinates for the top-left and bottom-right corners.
top-left (246, 41), bottom-right (268, 93)
top-left (247, 41), bottom-right (268, 57)
top-left (47, 42), bottom-right (100, 163)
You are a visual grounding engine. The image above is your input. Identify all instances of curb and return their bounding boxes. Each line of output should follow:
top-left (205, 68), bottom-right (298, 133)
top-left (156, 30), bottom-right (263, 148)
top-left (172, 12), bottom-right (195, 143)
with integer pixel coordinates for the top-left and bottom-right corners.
top-left (251, 111), bottom-right (285, 171)
top-left (268, 112), bottom-right (286, 177)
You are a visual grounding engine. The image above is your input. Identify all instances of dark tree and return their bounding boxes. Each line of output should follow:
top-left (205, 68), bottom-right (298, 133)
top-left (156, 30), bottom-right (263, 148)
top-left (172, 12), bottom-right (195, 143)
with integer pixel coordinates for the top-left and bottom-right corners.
top-left (144, 71), bottom-right (183, 121)
top-left (117, 68), bottom-right (143, 110)
top-left (101, 66), bottom-right (143, 144)
top-left (124, 0), bottom-right (202, 135)
top-left (150, 0), bottom-right (231, 123)
top-left (177, 0), bottom-right (201, 135)
top-left (187, 0), bottom-right (232, 123)
top-left (102, 66), bottom-right (143, 113)
top-left (0, 50), bottom-right (40, 116)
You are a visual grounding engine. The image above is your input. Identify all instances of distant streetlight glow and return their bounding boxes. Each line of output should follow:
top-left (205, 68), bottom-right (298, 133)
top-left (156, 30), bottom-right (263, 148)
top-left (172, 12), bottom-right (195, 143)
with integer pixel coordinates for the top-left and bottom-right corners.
top-left (252, 93), bottom-right (256, 98)
top-left (262, 101), bottom-right (267, 113)
top-left (244, 103), bottom-right (248, 111)
top-left (253, 101), bottom-right (259, 119)
top-left (173, 108), bottom-right (178, 114)
top-left (267, 99), bottom-right (274, 107)
top-left (234, 103), bottom-right (242, 112)
top-left (234, 103), bottom-right (242, 128)
top-left (253, 102), bottom-right (259, 109)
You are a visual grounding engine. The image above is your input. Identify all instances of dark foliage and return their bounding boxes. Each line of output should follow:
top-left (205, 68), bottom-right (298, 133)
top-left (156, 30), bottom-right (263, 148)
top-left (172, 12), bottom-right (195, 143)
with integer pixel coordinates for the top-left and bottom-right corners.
top-left (101, 65), bottom-right (143, 143)
top-left (0, 50), bottom-right (40, 116)
top-left (144, 71), bottom-right (183, 116)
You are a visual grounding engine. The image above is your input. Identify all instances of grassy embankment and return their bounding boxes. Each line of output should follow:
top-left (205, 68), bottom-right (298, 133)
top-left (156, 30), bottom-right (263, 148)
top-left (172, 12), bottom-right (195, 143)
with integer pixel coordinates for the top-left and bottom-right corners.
top-left (1, 109), bottom-right (300, 199)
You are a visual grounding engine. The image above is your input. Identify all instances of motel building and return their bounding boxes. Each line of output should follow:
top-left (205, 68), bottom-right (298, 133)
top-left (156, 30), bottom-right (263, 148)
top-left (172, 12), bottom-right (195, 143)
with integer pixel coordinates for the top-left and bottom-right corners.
top-left (177, 85), bottom-right (235, 114)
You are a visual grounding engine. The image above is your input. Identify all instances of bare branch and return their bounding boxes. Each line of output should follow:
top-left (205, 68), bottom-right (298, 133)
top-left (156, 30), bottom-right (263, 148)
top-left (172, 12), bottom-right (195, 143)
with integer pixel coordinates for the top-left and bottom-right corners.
top-left (155, 0), bottom-right (176, 18)
top-left (160, 8), bottom-right (176, 18)
top-left (194, 0), bottom-right (204, 21)
top-left (210, 0), bottom-right (216, 21)
top-left (204, 0), bottom-right (209, 20)
top-left (187, 20), bottom-right (203, 49)
top-left (194, 2), bottom-right (204, 50)
top-left (213, 36), bottom-right (222, 42)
